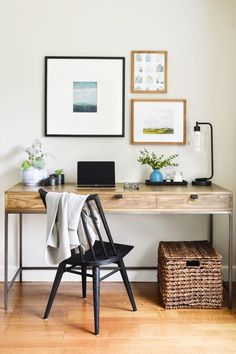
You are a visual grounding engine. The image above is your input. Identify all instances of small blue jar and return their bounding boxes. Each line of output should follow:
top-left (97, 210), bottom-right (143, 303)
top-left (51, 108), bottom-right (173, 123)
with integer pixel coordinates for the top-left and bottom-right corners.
top-left (150, 169), bottom-right (163, 183)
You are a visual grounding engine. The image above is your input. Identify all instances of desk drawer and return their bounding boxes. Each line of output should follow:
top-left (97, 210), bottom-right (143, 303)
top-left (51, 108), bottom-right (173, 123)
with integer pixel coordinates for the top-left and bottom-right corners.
top-left (100, 194), bottom-right (156, 210)
top-left (156, 193), bottom-right (231, 210)
top-left (6, 192), bottom-right (45, 212)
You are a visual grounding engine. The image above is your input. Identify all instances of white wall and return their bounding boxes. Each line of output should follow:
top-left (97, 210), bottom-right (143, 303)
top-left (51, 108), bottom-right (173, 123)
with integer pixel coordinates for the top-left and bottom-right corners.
top-left (1, 0), bottom-right (236, 281)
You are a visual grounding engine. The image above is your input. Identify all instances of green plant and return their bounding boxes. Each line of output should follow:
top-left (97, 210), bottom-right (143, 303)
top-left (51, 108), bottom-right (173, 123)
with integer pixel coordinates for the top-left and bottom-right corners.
top-left (20, 138), bottom-right (51, 171)
top-left (138, 149), bottom-right (179, 170)
top-left (54, 169), bottom-right (64, 176)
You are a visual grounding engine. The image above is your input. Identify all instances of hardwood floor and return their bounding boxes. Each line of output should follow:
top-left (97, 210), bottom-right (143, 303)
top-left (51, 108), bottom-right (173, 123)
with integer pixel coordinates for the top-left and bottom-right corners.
top-left (0, 282), bottom-right (236, 353)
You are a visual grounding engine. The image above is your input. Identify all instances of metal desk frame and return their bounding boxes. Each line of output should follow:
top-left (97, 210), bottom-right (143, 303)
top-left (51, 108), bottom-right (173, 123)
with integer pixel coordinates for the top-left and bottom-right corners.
top-left (4, 183), bottom-right (233, 310)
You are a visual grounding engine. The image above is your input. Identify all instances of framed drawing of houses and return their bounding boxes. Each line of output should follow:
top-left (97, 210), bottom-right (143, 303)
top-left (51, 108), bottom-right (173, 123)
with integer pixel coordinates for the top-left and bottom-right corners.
top-left (131, 99), bottom-right (186, 144)
top-left (45, 56), bottom-right (125, 137)
top-left (131, 51), bottom-right (167, 93)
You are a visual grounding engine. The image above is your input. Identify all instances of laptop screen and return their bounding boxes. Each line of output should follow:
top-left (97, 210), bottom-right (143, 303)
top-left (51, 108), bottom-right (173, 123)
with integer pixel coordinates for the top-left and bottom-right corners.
top-left (77, 161), bottom-right (115, 187)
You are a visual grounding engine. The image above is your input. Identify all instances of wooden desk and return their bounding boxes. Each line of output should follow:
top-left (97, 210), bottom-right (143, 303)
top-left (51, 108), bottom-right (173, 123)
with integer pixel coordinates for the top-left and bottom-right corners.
top-left (4, 183), bottom-right (233, 309)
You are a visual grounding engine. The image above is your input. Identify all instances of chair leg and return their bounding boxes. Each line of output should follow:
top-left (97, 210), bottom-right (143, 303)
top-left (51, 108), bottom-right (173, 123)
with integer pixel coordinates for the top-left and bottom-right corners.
top-left (118, 259), bottom-right (137, 311)
top-left (92, 266), bottom-right (100, 335)
top-left (44, 262), bottom-right (65, 319)
top-left (81, 265), bottom-right (87, 299)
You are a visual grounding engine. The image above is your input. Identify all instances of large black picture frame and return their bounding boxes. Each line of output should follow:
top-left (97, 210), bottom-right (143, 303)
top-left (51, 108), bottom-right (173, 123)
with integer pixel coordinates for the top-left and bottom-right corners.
top-left (45, 56), bottom-right (125, 137)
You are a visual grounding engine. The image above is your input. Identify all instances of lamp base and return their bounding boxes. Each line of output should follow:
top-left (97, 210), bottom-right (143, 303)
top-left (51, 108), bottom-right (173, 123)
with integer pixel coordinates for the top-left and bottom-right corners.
top-left (192, 179), bottom-right (212, 186)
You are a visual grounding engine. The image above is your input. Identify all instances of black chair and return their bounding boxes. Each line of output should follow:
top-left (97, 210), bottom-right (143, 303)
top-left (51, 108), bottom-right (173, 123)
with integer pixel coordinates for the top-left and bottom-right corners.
top-left (39, 189), bottom-right (137, 335)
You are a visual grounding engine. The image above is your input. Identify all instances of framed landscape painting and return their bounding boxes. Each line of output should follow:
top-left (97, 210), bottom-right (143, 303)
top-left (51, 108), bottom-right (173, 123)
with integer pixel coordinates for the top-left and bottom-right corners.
top-left (45, 56), bottom-right (125, 137)
top-left (131, 99), bottom-right (186, 144)
top-left (131, 50), bottom-right (167, 93)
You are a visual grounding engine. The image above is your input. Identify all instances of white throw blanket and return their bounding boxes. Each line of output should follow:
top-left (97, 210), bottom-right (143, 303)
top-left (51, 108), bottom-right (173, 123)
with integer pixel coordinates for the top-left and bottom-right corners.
top-left (45, 192), bottom-right (99, 264)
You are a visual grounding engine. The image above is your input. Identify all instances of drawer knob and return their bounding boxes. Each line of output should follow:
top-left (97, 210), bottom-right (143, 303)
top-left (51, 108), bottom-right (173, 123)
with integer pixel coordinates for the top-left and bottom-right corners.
top-left (114, 194), bottom-right (124, 199)
top-left (190, 194), bottom-right (198, 200)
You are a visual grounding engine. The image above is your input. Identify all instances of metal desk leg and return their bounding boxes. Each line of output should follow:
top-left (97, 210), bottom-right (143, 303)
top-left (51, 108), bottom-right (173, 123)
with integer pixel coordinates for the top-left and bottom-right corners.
top-left (4, 212), bottom-right (9, 310)
top-left (228, 212), bottom-right (233, 309)
top-left (4, 213), bottom-right (23, 310)
top-left (19, 214), bottom-right (23, 283)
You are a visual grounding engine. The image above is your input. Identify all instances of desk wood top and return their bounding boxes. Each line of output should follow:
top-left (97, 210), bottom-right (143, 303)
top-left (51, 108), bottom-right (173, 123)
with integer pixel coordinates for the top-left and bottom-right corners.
top-left (5, 182), bottom-right (232, 195)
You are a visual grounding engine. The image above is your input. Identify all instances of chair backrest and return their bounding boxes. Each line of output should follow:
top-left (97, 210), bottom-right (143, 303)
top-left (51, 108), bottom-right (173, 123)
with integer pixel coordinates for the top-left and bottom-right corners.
top-left (38, 189), bottom-right (117, 260)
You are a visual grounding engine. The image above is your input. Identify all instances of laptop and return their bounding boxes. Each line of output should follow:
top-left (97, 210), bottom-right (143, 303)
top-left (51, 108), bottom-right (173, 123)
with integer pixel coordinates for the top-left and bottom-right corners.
top-left (77, 161), bottom-right (116, 188)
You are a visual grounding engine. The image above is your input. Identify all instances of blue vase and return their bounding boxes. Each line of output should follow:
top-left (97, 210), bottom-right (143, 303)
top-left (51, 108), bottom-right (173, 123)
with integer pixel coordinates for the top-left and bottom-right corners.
top-left (150, 169), bottom-right (163, 183)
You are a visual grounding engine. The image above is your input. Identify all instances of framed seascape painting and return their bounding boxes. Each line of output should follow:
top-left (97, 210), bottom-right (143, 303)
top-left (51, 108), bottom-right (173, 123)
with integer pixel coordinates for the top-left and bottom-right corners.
top-left (45, 56), bottom-right (125, 137)
top-left (131, 99), bottom-right (186, 144)
top-left (131, 50), bottom-right (167, 93)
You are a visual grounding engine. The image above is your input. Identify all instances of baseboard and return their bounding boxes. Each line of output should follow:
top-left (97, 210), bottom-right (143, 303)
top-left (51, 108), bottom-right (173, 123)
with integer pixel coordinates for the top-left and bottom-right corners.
top-left (0, 266), bottom-right (236, 282)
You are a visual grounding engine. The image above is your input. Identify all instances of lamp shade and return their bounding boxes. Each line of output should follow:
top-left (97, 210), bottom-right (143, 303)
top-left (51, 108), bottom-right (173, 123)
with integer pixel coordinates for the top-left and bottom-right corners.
top-left (193, 129), bottom-right (205, 152)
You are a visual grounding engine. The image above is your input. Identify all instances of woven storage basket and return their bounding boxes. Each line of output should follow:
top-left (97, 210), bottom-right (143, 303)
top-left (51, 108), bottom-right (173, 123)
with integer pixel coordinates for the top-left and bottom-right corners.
top-left (158, 240), bottom-right (223, 309)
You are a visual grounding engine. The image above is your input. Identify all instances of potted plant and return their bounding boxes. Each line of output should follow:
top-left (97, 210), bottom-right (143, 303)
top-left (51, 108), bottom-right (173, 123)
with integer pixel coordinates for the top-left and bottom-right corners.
top-left (138, 149), bottom-right (179, 182)
top-left (20, 139), bottom-right (51, 186)
top-left (53, 168), bottom-right (64, 185)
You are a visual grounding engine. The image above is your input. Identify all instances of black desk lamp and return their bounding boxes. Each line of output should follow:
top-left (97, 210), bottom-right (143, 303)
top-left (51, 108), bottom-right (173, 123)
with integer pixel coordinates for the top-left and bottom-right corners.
top-left (192, 121), bottom-right (214, 186)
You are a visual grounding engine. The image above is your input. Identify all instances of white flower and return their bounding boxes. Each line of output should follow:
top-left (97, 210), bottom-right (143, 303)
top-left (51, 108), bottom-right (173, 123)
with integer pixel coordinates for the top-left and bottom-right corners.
top-left (19, 138), bottom-right (53, 170)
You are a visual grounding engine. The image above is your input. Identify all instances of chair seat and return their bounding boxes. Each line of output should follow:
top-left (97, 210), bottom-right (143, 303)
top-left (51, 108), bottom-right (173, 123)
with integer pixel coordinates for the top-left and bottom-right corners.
top-left (65, 241), bottom-right (134, 266)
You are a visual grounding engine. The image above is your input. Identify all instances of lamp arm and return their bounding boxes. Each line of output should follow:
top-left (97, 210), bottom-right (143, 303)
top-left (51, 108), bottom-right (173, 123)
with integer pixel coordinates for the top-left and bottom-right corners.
top-left (196, 121), bottom-right (214, 180)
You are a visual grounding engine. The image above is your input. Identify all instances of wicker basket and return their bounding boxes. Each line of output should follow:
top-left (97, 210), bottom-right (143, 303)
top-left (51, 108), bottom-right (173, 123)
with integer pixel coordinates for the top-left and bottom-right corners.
top-left (158, 241), bottom-right (223, 309)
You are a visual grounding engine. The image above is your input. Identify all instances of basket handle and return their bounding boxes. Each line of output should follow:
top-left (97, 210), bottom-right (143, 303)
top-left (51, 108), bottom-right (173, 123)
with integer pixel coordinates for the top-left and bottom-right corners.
top-left (186, 260), bottom-right (200, 267)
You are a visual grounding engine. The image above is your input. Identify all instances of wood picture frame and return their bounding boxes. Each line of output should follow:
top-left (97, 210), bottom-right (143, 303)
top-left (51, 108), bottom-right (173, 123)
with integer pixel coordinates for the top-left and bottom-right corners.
top-left (45, 56), bottom-right (125, 137)
top-left (131, 99), bottom-right (186, 144)
top-left (131, 50), bottom-right (168, 94)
